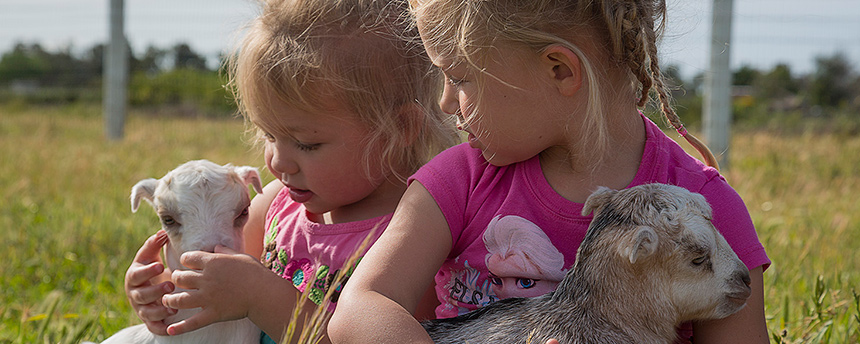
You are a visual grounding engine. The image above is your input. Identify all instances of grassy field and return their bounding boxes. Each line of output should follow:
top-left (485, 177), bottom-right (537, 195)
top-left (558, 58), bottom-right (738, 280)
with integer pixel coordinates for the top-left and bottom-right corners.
top-left (1, 104), bottom-right (858, 343)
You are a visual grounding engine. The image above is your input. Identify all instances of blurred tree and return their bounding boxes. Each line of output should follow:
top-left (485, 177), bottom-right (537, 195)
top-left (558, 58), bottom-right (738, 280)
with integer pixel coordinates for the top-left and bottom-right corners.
top-left (84, 44), bottom-right (105, 80)
top-left (754, 63), bottom-right (797, 100)
top-left (733, 64), bottom-right (759, 86)
top-left (172, 43), bottom-right (208, 71)
top-left (0, 43), bottom-right (50, 85)
top-left (808, 52), bottom-right (854, 108)
top-left (134, 45), bottom-right (168, 74)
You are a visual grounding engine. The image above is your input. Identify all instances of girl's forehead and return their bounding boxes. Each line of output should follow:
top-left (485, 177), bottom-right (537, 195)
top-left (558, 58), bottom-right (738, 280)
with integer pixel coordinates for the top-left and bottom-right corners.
top-left (251, 100), bottom-right (365, 137)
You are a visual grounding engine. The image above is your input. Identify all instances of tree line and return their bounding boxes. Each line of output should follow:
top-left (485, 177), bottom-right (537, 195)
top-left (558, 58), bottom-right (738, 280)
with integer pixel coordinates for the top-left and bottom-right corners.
top-left (1, 41), bottom-right (858, 125)
top-left (0, 42), bottom-right (232, 115)
top-left (663, 53), bottom-right (859, 131)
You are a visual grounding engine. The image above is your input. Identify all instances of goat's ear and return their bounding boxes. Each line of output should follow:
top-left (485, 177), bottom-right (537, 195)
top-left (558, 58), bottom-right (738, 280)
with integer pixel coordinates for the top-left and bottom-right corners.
top-left (131, 178), bottom-right (158, 213)
top-left (582, 186), bottom-right (616, 216)
top-left (620, 226), bottom-right (659, 264)
top-left (235, 166), bottom-right (263, 194)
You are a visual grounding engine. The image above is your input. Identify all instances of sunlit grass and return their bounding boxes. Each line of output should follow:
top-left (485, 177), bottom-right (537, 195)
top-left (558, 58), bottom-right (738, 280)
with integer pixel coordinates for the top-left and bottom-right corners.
top-left (0, 104), bottom-right (266, 343)
top-left (1, 104), bottom-right (858, 343)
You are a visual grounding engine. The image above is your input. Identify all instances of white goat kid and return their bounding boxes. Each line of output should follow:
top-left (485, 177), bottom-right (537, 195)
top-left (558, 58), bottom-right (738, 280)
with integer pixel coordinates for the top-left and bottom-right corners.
top-left (422, 183), bottom-right (752, 344)
top-left (102, 160), bottom-right (264, 344)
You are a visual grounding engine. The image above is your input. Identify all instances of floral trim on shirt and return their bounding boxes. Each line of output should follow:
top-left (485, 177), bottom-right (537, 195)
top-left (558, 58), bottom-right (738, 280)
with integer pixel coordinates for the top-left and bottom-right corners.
top-left (261, 217), bottom-right (362, 306)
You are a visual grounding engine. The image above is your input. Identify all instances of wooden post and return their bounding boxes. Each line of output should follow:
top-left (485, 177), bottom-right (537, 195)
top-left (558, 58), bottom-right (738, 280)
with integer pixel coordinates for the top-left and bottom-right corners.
top-left (703, 0), bottom-right (733, 170)
top-left (104, 0), bottom-right (128, 140)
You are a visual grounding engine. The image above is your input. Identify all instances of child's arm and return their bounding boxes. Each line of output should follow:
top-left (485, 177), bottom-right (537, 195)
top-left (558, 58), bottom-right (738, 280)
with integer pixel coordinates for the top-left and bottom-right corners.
top-left (245, 180), bottom-right (283, 260)
top-left (329, 182), bottom-right (452, 343)
top-left (123, 230), bottom-right (174, 335)
top-left (692, 265), bottom-right (769, 343)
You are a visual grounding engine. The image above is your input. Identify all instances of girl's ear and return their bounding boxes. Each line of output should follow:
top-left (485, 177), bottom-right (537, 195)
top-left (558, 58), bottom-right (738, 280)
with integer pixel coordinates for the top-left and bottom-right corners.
top-left (541, 45), bottom-right (582, 97)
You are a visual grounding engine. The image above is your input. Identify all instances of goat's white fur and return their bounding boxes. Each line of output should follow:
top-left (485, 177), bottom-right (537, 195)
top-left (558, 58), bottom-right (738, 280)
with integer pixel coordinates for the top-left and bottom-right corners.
top-left (102, 160), bottom-right (263, 344)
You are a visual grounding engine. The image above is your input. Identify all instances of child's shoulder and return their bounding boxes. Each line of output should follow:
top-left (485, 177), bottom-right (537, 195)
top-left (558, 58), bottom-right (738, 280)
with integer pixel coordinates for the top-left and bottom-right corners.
top-left (430, 142), bottom-right (485, 165)
top-left (637, 115), bottom-right (729, 196)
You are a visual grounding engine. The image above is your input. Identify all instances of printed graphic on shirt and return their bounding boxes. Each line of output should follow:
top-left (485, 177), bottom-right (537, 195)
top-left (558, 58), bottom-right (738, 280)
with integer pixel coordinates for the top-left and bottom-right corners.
top-left (483, 215), bottom-right (567, 299)
top-left (442, 215), bottom-right (569, 315)
top-left (442, 260), bottom-right (497, 315)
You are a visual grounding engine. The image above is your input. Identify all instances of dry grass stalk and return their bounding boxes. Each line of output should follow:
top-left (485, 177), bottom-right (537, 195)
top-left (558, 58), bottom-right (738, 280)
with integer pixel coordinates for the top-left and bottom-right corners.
top-left (280, 224), bottom-right (380, 344)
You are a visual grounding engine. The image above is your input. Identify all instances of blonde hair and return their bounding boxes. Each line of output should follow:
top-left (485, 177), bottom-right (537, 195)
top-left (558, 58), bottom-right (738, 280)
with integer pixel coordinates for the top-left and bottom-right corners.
top-left (410, 0), bottom-right (719, 169)
top-left (228, 0), bottom-right (459, 180)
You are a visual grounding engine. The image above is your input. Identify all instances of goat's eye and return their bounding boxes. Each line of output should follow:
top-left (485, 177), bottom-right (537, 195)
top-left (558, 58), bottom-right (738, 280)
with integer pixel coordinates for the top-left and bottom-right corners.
top-left (691, 255), bottom-right (708, 266)
top-left (161, 215), bottom-right (177, 226)
top-left (234, 207), bottom-right (250, 227)
top-left (236, 207), bottom-right (249, 220)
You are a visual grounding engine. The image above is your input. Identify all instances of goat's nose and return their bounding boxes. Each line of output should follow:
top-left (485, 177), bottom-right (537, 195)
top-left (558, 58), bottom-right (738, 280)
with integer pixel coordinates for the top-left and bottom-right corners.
top-left (738, 270), bottom-right (751, 287)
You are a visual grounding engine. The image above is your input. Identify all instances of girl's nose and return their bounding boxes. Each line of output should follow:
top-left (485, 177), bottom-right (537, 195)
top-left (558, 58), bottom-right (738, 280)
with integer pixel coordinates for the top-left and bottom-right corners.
top-left (438, 83), bottom-right (460, 115)
top-left (268, 144), bottom-right (299, 176)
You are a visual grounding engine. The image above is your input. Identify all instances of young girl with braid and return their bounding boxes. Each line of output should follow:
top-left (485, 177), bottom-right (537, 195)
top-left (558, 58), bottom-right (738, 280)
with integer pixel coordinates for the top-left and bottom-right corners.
top-left (329, 0), bottom-right (770, 343)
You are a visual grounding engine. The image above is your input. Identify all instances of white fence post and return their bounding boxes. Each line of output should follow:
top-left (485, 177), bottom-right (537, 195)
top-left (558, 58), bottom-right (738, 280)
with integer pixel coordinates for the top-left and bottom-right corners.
top-left (703, 0), bottom-right (734, 170)
top-left (104, 0), bottom-right (128, 140)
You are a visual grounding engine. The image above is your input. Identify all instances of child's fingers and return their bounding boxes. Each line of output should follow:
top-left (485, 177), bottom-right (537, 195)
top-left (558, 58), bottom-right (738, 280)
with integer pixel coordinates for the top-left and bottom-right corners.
top-left (128, 281), bottom-right (174, 305)
top-left (162, 290), bottom-right (204, 310)
top-left (136, 301), bottom-right (177, 323)
top-left (134, 230), bottom-right (168, 264)
top-left (165, 310), bottom-right (218, 336)
top-left (126, 261), bottom-right (164, 287)
top-left (170, 269), bottom-right (203, 290)
top-left (178, 251), bottom-right (213, 271)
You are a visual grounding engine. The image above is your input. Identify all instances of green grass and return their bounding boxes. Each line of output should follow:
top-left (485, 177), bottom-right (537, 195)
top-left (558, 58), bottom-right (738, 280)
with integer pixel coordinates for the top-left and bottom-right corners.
top-left (1, 104), bottom-right (858, 343)
top-left (0, 104), bottom-right (266, 343)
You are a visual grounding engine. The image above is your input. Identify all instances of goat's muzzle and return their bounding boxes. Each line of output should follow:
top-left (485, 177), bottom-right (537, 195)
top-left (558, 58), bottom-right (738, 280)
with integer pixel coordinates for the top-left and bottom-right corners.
top-left (726, 270), bottom-right (752, 306)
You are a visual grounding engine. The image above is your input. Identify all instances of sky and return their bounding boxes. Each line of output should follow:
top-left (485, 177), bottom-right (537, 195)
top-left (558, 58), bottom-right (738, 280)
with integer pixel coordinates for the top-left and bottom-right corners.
top-left (1, 0), bottom-right (859, 79)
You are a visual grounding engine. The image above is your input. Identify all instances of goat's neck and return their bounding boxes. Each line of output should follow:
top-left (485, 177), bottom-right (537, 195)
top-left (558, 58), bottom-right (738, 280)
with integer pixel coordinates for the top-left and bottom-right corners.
top-left (553, 259), bottom-right (680, 343)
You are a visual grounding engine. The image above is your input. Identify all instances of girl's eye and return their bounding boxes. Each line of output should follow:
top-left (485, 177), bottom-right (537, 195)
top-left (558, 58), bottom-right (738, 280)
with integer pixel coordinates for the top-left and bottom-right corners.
top-left (447, 75), bottom-right (465, 87)
top-left (294, 141), bottom-right (321, 152)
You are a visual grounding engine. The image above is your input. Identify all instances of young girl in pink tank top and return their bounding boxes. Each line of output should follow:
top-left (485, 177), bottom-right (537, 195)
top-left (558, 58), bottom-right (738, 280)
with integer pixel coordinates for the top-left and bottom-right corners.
top-left (121, 1), bottom-right (458, 342)
top-left (331, 1), bottom-right (770, 343)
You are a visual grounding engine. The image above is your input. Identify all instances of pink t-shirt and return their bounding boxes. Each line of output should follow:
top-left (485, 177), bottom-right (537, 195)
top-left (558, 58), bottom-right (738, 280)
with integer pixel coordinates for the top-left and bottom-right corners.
top-left (262, 186), bottom-right (389, 307)
top-left (409, 114), bottom-right (770, 342)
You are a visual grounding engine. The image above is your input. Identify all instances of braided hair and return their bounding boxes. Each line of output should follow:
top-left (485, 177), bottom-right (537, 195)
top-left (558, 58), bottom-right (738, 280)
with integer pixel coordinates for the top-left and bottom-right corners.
top-left (411, 0), bottom-right (719, 169)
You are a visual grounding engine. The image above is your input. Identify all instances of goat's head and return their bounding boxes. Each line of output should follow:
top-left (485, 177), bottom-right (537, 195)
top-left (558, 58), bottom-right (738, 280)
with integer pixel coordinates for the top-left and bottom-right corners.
top-left (580, 183), bottom-right (751, 322)
top-left (130, 160), bottom-right (264, 270)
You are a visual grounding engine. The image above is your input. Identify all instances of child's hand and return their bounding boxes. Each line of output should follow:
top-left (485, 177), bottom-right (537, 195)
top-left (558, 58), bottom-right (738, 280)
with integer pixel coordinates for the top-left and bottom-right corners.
top-left (161, 245), bottom-right (266, 336)
top-left (124, 230), bottom-right (176, 336)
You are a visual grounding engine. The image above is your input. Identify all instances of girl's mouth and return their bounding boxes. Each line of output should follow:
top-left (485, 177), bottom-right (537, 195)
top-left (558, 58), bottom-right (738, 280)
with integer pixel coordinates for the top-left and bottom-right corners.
top-left (467, 132), bottom-right (479, 149)
top-left (288, 187), bottom-right (313, 203)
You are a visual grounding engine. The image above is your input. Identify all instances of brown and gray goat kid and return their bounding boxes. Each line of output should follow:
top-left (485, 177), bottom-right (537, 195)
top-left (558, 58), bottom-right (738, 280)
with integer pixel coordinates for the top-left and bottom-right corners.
top-left (101, 160), bottom-right (264, 344)
top-left (423, 183), bottom-right (752, 344)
